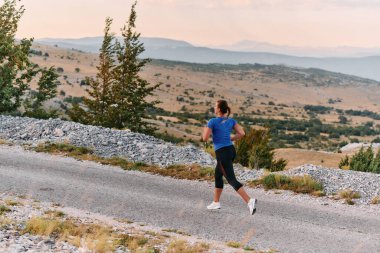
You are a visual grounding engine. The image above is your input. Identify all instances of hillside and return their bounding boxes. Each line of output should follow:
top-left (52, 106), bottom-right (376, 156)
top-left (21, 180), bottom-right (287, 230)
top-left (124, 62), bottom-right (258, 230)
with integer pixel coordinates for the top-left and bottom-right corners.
top-left (36, 37), bottom-right (380, 81)
top-left (28, 43), bottom-right (380, 155)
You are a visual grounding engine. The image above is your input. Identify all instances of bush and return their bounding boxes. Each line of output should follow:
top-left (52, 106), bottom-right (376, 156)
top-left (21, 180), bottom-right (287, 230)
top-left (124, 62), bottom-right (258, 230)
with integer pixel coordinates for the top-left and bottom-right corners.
top-left (340, 146), bottom-right (380, 174)
top-left (338, 155), bottom-right (349, 169)
top-left (349, 146), bottom-right (373, 172)
top-left (235, 128), bottom-right (287, 171)
top-left (370, 149), bottom-right (380, 173)
top-left (23, 108), bottom-right (58, 120)
top-left (271, 158), bottom-right (288, 172)
top-left (259, 174), bottom-right (323, 194)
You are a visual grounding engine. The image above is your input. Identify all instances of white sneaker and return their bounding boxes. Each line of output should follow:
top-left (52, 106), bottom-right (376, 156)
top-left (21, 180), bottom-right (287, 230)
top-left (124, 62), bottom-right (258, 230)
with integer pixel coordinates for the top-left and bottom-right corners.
top-left (248, 198), bottom-right (257, 215)
top-left (207, 201), bottom-right (221, 210)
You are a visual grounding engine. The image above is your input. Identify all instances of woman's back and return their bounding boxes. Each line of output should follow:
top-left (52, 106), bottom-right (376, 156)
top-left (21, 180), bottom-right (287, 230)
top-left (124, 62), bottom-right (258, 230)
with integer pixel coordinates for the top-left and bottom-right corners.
top-left (207, 116), bottom-right (237, 150)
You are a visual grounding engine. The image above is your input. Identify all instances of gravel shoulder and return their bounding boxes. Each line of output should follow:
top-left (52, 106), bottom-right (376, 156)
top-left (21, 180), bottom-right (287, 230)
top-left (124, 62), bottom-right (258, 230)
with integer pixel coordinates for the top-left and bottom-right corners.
top-left (1, 145), bottom-right (380, 253)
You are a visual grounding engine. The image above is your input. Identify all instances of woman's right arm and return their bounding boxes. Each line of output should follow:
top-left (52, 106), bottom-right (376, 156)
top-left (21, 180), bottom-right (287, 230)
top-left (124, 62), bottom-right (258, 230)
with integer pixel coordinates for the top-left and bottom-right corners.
top-left (231, 123), bottom-right (245, 141)
top-left (202, 127), bottom-right (212, 142)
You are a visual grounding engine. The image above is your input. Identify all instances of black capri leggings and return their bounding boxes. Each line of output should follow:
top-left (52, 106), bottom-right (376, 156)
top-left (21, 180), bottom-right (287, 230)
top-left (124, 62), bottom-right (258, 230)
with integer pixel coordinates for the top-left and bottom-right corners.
top-left (214, 145), bottom-right (243, 191)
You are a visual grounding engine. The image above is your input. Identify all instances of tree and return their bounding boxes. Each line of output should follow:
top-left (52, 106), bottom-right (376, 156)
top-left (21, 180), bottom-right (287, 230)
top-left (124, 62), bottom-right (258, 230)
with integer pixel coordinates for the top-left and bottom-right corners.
top-left (69, 17), bottom-right (116, 127)
top-left (0, 0), bottom-right (58, 115)
top-left (109, 1), bottom-right (161, 134)
top-left (235, 128), bottom-right (287, 171)
top-left (23, 67), bottom-right (59, 118)
top-left (70, 1), bottom-right (161, 134)
top-left (338, 115), bottom-right (348, 124)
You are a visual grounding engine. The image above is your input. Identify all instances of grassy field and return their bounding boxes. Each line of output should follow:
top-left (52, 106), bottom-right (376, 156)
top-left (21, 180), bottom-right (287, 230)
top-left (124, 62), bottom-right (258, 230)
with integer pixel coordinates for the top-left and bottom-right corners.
top-left (26, 43), bottom-right (380, 165)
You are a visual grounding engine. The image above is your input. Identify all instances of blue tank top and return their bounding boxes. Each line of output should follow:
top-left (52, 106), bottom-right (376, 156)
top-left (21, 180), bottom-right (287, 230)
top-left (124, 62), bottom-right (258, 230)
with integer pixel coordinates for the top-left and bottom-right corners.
top-left (207, 117), bottom-right (237, 151)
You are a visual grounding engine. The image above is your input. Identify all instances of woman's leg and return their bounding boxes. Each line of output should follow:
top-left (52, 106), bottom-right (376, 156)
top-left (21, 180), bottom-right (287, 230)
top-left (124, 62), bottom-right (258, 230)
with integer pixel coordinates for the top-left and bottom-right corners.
top-left (214, 188), bottom-right (223, 202)
top-left (214, 161), bottom-right (224, 202)
top-left (218, 146), bottom-right (250, 203)
top-left (236, 187), bottom-right (250, 203)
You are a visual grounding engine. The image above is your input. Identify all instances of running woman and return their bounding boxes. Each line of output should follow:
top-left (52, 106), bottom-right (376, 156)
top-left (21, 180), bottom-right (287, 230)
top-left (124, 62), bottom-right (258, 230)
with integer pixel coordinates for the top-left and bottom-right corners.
top-left (202, 100), bottom-right (257, 215)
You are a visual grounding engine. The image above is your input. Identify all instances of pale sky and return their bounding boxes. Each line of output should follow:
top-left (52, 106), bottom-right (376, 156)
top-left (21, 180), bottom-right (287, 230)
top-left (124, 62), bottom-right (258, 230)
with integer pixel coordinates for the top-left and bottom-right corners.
top-left (15, 0), bottom-right (380, 47)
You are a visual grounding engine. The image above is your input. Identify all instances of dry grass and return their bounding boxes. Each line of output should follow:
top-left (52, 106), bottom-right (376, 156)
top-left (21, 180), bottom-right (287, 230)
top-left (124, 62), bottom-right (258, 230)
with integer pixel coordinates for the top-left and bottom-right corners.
top-left (334, 189), bottom-right (361, 205)
top-left (0, 216), bottom-right (13, 228)
top-left (24, 217), bottom-right (118, 252)
top-left (338, 189), bottom-right (361, 199)
top-left (162, 228), bottom-right (190, 236)
top-left (23, 213), bottom-right (172, 253)
top-left (0, 205), bottom-right (11, 215)
top-left (249, 174), bottom-right (324, 196)
top-left (310, 190), bottom-right (326, 197)
top-left (274, 148), bottom-right (346, 169)
top-left (117, 234), bottom-right (149, 251)
top-left (371, 196), bottom-right (380, 205)
top-left (226, 241), bottom-right (241, 248)
top-left (34, 142), bottom-right (215, 181)
top-left (4, 199), bottom-right (22, 206)
top-left (166, 239), bottom-right (209, 253)
top-left (0, 139), bottom-right (9, 145)
top-left (44, 210), bottom-right (66, 218)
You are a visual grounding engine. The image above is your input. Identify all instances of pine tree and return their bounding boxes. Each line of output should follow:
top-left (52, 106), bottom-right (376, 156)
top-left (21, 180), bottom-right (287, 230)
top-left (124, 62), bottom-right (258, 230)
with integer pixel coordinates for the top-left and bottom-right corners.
top-left (70, 17), bottom-right (116, 127)
top-left (23, 67), bottom-right (59, 119)
top-left (235, 128), bottom-right (287, 171)
top-left (110, 1), bottom-right (161, 134)
top-left (0, 0), bottom-right (58, 115)
top-left (70, 2), bottom-right (161, 134)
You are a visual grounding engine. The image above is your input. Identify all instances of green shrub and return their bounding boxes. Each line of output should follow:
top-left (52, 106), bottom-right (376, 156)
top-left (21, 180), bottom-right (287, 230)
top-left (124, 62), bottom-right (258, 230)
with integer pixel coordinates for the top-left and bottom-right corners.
top-left (270, 158), bottom-right (288, 172)
top-left (338, 155), bottom-right (349, 169)
top-left (339, 146), bottom-right (380, 174)
top-left (262, 174), bottom-right (291, 189)
top-left (235, 128), bottom-right (287, 171)
top-left (369, 149), bottom-right (380, 173)
top-left (349, 146), bottom-right (374, 172)
top-left (23, 108), bottom-right (58, 120)
top-left (260, 174), bottom-right (323, 194)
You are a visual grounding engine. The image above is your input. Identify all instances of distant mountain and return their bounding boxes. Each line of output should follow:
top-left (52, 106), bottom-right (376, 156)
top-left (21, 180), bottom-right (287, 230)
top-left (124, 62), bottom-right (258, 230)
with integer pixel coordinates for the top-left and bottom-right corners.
top-left (36, 37), bottom-right (192, 53)
top-left (213, 40), bottom-right (380, 58)
top-left (35, 37), bottom-right (380, 81)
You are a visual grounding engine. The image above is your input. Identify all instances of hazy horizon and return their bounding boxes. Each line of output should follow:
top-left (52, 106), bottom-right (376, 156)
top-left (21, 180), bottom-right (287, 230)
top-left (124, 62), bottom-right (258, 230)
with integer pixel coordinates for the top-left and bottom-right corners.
top-left (15, 0), bottom-right (380, 48)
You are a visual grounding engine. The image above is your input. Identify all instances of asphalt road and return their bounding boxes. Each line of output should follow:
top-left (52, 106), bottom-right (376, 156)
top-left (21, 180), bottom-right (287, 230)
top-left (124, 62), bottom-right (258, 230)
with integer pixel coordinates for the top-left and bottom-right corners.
top-left (1, 145), bottom-right (379, 253)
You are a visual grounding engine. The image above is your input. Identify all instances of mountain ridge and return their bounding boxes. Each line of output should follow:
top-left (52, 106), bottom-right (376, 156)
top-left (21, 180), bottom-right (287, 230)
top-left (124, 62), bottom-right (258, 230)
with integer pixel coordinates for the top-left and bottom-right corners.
top-left (35, 36), bottom-right (380, 81)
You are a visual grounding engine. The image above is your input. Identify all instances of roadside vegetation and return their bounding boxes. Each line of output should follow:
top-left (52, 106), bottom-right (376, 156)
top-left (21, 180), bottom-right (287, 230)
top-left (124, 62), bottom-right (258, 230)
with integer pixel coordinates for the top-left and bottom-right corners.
top-left (2, 194), bottom-right (279, 253)
top-left (235, 128), bottom-right (287, 171)
top-left (339, 146), bottom-right (380, 174)
top-left (23, 214), bottom-right (214, 253)
top-left (333, 189), bottom-right (361, 205)
top-left (34, 142), bottom-right (215, 181)
top-left (248, 173), bottom-right (324, 196)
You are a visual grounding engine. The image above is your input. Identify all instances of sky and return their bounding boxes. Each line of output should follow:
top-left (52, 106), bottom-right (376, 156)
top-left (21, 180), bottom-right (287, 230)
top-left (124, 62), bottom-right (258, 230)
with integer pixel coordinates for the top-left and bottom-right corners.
top-left (14, 0), bottom-right (380, 48)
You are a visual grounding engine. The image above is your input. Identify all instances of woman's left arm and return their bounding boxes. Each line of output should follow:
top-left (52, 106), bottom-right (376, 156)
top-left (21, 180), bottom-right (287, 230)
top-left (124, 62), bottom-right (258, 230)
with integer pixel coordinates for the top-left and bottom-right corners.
top-left (202, 127), bottom-right (212, 142)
